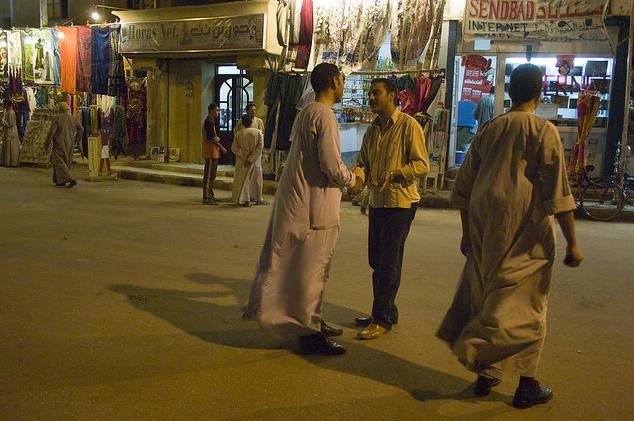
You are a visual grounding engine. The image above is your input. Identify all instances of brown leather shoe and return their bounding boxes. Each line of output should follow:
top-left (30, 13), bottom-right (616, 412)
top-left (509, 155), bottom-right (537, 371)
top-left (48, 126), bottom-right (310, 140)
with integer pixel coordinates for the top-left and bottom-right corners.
top-left (356, 323), bottom-right (388, 340)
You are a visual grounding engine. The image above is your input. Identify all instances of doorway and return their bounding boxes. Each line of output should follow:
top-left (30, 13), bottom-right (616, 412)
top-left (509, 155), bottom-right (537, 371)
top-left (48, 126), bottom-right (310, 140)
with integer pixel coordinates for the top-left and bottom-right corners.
top-left (214, 65), bottom-right (253, 165)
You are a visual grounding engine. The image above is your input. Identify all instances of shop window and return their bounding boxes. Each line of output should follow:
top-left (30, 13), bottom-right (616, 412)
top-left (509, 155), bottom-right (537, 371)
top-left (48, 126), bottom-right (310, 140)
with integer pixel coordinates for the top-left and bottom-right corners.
top-left (47, 0), bottom-right (68, 20)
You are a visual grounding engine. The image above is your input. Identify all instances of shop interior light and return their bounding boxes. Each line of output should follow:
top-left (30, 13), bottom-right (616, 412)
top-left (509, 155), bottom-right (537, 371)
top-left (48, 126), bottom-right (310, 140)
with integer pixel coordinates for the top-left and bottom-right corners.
top-left (0, 40), bottom-right (6, 48)
top-left (56, 30), bottom-right (65, 39)
top-left (91, 11), bottom-right (101, 21)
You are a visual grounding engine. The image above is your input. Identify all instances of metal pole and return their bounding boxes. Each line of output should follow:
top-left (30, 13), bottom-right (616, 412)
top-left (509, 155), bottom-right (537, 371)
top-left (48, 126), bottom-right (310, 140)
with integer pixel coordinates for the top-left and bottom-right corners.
top-left (39, 0), bottom-right (48, 27)
top-left (619, 0), bottom-right (634, 185)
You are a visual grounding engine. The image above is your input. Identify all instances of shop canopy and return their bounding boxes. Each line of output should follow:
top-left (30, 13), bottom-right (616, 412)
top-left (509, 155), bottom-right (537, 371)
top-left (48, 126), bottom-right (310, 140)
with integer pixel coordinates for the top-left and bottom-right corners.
top-left (462, 0), bottom-right (610, 42)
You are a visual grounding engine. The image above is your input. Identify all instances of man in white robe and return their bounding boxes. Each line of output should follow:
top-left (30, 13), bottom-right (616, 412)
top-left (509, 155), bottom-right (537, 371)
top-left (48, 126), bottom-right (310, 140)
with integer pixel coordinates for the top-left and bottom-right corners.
top-left (232, 115), bottom-right (266, 206)
top-left (244, 63), bottom-right (359, 355)
top-left (436, 64), bottom-right (583, 409)
top-left (1, 100), bottom-right (20, 167)
top-left (47, 102), bottom-right (83, 188)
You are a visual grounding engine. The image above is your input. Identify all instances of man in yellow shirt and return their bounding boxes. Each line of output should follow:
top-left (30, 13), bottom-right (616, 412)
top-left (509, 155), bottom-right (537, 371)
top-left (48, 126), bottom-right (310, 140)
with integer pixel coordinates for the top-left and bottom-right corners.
top-left (352, 78), bottom-right (430, 340)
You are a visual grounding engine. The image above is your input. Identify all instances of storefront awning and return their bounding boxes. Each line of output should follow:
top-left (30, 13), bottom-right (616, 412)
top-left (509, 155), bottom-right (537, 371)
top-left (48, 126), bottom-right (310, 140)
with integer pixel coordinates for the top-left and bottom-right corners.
top-left (462, 0), bottom-right (610, 42)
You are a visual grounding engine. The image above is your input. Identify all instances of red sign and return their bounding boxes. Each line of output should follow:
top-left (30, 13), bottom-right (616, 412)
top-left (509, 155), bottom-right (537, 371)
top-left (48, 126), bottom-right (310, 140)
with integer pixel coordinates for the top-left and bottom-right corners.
top-left (460, 55), bottom-right (493, 103)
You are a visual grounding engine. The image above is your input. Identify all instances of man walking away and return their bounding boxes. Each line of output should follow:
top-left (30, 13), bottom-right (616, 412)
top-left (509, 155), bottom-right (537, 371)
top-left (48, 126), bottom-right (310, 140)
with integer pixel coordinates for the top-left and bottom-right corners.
top-left (352, 78), bottom-right (429, 340)
top-left (244, 63), bottom-right (359, 355)
top-left (47, 102), bottom-right (83, 188)
top-left (202, 103), bottom-right (226, 205)
top-left (232, 114), bottom-right (267, 206)
top-left (436, 63), bottom-right (583, 409)
top-left (473, 86), bottom-right (494, 128)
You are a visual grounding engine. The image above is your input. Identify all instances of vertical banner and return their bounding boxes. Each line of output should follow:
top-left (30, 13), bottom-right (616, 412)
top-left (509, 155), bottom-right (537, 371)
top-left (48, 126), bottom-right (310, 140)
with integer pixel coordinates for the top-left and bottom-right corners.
top-left (7, 31), bottom-right (22, 69)
top-left (0, 32), bottom-right (8, 80)
top-left (22, 30), bottom-right (35, 81)
top-left (460, 54), bottom-right (494, 103)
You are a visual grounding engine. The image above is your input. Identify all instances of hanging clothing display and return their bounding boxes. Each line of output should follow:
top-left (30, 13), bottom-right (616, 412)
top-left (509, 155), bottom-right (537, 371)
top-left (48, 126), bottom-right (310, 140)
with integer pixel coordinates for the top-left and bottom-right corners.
top-left (76, 27), bottom-right (92, 93)
top-left (0, 32), bottom-right (8, 81)
top-left (391, 0), bottom-right (435, 69)
top-left (264, 72), bottom-right (306, 151)
top-left (31, 29), bottom-right (55, 85)
top-left (59, 27), bottom-right (78, 94)
top-left (18, 108), bottom-right (55, 165)
top-left (127, 78), bottom-right (146, 158)
top-left (22, 30), bottom-right (35, 82)
top-left (339, 0), bottom-right (365, 72)
top-left (51, 29), bottom-right (61, 86)
top-left (107, 25), bottom-right (126, 98)
top-left (7, 31), bottom-right (22, 70)
top-left (91, 26), bottom-right (110, 95)
top-left (313, 0), bottom-right (345, 63)
top-left (355, 0), bottom-right (392, 68)
top-left (287, 0), bottom-right (314, 69)
top-left (110, 105), bottom-right (128, 159)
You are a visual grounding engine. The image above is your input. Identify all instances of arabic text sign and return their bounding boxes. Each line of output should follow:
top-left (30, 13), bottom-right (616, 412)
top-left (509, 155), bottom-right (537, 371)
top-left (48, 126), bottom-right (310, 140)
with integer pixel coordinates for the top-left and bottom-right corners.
top-left (119, 14), bottom-right (265, 54)
top-left (463, 0), bottom-right (608, 41)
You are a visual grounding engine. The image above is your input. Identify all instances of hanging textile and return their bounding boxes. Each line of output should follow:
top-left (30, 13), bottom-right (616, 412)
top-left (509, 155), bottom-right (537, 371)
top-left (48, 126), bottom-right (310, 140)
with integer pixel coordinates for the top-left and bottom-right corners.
top-left (31, 29), bottom-right (55, 84)
top-left (110, 105), bottom-right (129, 158)
top-left (264, 73), bottom-right (282, 149)
top-left (0, 31), bottom-right (8, 80)
top-left (313, 0), bottom-right (345, 64)
top-left (107, 25), bottom-right (126, 98)
top-left (91, 26), bottom-right (110, 95)
top-left (51, 29), bottom-right (61, 86)
top-left (7, 31), bottom-right (22, 70)
top-left (391, 0), bottom-right (434, 70)
top-left (127, 78), bottom-right (146, 158)
top-left (339, 0), bottom-right (364, 72)
top-left (568, 91), bottom-right (601, 182)
top-left (59, 27), bottom-right (78, 94)
top-left (21, 30), bottom-right (35, 82)
top-left (287, 0), bottom-right (314, 69)
top-left (355, 0), bottom-right (391, 68)
top-left (76, 26), bottom-right (92, 93)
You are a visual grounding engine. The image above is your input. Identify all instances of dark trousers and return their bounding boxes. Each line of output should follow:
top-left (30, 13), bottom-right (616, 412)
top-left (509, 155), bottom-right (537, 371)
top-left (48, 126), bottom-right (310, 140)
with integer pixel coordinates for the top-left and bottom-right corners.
top-left (203, 158), bottom-right (219, 201)
top-left (368, 204), bottom-right (417, 329)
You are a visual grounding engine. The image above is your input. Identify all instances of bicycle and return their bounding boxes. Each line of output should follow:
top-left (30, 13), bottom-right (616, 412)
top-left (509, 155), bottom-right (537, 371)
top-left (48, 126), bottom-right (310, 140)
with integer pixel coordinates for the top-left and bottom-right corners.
top-left (576, 164), bottom-right (632, 221)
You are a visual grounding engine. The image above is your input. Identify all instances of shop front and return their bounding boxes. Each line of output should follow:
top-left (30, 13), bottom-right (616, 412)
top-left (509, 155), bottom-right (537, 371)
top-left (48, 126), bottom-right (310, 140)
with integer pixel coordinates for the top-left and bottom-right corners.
top-left (113, 1), bottom-right (282, 164)
top-left (446, 0), bottom-right (624, 177)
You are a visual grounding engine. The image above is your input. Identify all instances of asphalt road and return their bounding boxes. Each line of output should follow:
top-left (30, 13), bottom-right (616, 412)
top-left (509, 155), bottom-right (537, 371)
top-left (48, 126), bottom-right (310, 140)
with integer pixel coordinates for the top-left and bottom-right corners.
top-left (1, 166), bottom-right (633, 420)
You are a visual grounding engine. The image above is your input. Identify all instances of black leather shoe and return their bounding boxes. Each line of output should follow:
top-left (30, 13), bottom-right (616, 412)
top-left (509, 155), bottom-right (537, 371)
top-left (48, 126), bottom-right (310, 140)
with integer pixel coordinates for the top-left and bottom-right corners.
top-left (512, 379), bottom-right (553, 409)
top-left (474, 375), bottom-right (501, 397)
top-left (299, 333), bottom-right (346, 355)
top-left (66, 180), bottom-right (77, 188)
top-left (320, 320), bottom-right (343, 337)
top-left (354, 316), bottom-right (372, 327)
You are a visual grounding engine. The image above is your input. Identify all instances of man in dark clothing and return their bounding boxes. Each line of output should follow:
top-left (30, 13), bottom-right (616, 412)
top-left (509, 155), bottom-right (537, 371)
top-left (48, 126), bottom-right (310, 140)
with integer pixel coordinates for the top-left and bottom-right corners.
top-left (202, 103), bottom-right (226, 205)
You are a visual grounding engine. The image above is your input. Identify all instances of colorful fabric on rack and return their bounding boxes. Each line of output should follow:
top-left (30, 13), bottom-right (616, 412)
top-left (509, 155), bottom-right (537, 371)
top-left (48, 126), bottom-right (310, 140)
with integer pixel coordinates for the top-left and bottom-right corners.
top-left (59, 27), bottom-right (78, 94)
top-left (22, 31), bottom-right (35, 82)
top-left (76, 27), bottom-right (92, 93)
top-left (31, 29), bottom-right (55, 85)
top-left (355, 0), bottom-right (391, 67)
top-left (0, 32), bottom-right (8, 80)
top-left (91, 26), bottom-right (110, 95)
top-left (391, 0), bottom-right (434, 69)
top-left (287, 0), bottom-right (313, 69)
top-left (107, 25), bottom-right (126, 98)
top-left (340, 0), bottom-right (364, 72)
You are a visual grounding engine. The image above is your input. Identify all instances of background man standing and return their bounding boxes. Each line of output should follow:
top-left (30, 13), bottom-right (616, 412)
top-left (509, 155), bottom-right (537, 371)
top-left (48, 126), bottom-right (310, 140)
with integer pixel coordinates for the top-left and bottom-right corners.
top-left (47, 102), bottom-right (83, 188)
top-left (1, 99), bottom-right (20, 167)
top-left (473, 86), bottom-right (495, 128)
top-left (352, 78), bottom-right (429, 340)
top-left (244, 63), bottom-right (358, 355)
top-left (231, 114), bottom-right (267, 207)
top-left (234, 103), bottom-right (264, 133)
top-left (202, 103), bottom-right (226, 205)
top-left (436, 64), bottom-right (583, 409)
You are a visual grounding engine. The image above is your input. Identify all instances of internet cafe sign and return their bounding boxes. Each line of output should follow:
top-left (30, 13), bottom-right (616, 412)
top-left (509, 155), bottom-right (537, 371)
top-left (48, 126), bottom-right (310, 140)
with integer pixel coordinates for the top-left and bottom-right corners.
top-left (119, 14), bottom-right (265, 54)
top-left (463, 0), bottom-right (608, 42)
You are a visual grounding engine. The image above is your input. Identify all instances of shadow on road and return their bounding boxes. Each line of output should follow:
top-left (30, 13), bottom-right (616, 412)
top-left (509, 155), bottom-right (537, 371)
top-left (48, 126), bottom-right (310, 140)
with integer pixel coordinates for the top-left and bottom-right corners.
top-left (109, 272), bottom-right (508, 405)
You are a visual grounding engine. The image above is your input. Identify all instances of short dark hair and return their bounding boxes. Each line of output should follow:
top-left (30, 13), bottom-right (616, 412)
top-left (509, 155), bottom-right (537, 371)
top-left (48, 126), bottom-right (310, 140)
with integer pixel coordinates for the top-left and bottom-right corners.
top-left (509, 64), bottom-right (543, 104)
top-left (489, 86), bottom-right (495, 95)
top-left (371, 78), bottom-right (398, 104)
top-left (245, 102), bottom-right (256, 111)
top-left (208, 103), bottom-right (219, 113)
top-left (241, 114), bottom-right (253, 128)
top-left (311, 63), bottom-right (341, 94)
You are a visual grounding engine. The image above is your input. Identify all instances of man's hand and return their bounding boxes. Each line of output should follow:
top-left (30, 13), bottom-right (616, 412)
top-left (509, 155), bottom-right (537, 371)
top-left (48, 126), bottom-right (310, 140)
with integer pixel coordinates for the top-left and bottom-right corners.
top-left (460, 234), bottom-right (471, 257)
top-left (348, 177), bottom-right (363, 195)
top-left (563, 244), bottom-right (583, 267)
top-left (379, 169), bottom-right (403, 192)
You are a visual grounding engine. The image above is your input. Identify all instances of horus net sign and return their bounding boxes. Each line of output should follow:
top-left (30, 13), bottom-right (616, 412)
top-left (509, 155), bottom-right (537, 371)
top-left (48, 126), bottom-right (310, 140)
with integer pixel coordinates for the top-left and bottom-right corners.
top-left (463, 0), bottom-right (609, 41)
top-left (119, 14), bottom-right (266, 54)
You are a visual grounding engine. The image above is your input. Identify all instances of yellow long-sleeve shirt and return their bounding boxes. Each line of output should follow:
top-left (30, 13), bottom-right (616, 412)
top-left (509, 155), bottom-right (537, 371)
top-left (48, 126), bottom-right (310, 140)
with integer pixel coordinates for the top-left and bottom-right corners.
top-left (356, 108), bottom-right (430, 209)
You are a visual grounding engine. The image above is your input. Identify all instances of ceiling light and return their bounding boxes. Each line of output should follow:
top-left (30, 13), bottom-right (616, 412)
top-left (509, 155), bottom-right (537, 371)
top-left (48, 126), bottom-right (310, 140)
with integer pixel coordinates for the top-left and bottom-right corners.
top-left (91, 11), bottom-right (101, 20)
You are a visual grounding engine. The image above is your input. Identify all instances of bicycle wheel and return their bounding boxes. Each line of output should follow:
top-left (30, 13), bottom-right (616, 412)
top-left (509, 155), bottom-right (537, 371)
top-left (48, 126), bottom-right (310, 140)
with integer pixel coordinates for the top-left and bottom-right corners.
top-left (579, 181), bottom-right (625, 221)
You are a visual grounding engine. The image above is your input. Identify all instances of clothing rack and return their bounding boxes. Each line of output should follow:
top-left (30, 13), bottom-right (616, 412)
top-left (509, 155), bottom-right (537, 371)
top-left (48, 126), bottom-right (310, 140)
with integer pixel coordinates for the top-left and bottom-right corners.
top-left (352, 68), bottom-right (445, 77)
